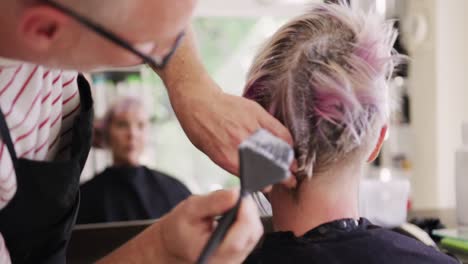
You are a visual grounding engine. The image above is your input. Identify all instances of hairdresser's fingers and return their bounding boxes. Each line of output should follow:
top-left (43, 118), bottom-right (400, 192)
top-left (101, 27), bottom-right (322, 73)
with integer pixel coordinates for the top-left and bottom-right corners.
top-left (282, 176), bottom-right (297, 189)
top-left (263, 176), bottom-right (296, 192)
top-left (281, 160), bottom-right (298, 189)
top-left (255, 105), bottom-right (293, 146)
top-left (214, 197), bottom-right (263, 263)
top-left (263, 160), bottom-right (298, 193)
top-left (291, 159), bottom-right (298, 173)
top-left (262, 186), bottom-right (273, 193)
top-left (184, 189), bottom-right (239, 221)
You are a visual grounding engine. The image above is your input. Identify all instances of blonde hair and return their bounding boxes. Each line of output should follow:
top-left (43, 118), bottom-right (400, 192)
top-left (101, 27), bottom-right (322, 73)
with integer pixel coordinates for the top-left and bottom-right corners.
top-left (244, 2), bottom-right (400, 182)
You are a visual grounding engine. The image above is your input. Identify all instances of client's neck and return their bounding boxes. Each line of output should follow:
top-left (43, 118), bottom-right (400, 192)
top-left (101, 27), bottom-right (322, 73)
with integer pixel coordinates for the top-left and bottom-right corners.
top-left (270, 163), bottom-right (362, 236)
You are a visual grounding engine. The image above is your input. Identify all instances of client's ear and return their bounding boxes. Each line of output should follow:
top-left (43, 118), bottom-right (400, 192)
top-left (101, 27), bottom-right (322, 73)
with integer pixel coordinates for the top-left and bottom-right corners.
top-left (367, 126), bottom-right (388, 163)
top-left (18, 5), bottom-right (71, 53)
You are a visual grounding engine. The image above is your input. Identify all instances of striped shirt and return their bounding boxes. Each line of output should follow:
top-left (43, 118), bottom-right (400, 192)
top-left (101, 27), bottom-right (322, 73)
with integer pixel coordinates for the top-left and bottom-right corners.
top-left (0, 58), bottom-right (82, 262)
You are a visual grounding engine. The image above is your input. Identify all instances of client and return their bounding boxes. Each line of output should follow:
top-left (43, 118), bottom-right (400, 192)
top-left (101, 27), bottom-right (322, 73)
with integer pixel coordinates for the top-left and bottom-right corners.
top-left (243, 3), bottom-right (457, 263)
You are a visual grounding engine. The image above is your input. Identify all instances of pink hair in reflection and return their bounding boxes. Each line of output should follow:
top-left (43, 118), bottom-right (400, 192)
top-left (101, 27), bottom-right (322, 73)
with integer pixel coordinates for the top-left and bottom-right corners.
top-left (93, 96), bottom-right (147, 148)
top-left (244, 1), bottom-right (400, 181)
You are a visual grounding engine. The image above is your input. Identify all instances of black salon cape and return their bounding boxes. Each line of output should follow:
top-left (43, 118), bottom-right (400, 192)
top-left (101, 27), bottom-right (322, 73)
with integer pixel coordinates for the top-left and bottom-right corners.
top-left (244, 218), bottom-right (457, 264)
top-left (77, 166), bottom-right (191, 224)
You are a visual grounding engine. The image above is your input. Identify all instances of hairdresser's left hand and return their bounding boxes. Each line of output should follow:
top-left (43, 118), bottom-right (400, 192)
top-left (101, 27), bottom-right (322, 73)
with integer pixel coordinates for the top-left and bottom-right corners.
top-left (181, 89), bottom-right (294, 175)
top-left (157, 29), bottom-right (293, 176)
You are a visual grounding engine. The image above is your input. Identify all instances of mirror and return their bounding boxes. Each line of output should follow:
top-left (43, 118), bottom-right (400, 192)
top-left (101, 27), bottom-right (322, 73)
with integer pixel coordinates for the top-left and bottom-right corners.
top-left (78, 0), bottom-right (468, 225)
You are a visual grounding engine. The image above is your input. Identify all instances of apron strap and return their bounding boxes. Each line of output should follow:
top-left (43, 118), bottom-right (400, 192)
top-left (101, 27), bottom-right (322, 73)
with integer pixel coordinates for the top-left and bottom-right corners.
top-left (0, 107), bottom-right (18, 164)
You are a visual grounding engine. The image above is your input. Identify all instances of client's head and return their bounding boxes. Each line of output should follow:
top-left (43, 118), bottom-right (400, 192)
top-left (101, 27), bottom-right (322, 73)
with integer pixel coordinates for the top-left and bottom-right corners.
top-left (97, 96), bottom-right (150, 167)
top-left (244, 3), bottom-right (399, 186)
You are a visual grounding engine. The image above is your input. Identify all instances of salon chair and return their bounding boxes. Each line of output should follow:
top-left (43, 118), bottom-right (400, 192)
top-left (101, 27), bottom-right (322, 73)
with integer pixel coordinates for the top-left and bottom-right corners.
top-left (67, 217), bottom-right (273, 263)
top-left (67, 216), bottom-right (462, 264)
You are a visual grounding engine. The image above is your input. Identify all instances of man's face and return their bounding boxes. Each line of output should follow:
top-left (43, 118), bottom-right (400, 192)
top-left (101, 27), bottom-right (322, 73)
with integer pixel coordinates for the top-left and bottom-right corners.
top-left (11, 0), bottom-right (197, 71)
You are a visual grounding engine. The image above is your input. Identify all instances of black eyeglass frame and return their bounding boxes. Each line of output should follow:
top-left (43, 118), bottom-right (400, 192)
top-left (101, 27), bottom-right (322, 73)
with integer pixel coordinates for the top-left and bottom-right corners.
top-left (41, 0), bottom-right (185, 70)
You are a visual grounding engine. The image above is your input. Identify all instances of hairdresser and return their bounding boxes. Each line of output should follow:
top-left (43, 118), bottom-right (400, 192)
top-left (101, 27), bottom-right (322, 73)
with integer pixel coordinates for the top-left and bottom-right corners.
top-left (0, 0), bottom-right (294, 263)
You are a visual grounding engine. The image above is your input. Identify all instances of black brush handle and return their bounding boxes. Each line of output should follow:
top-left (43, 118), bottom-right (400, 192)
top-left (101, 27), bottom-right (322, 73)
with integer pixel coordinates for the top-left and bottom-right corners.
top-left (196, 197), bottom-right (242, 264)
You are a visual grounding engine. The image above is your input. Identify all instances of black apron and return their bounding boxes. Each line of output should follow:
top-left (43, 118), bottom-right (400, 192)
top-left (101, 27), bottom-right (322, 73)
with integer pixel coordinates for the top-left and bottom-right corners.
top-left (0, 75), bottom-right (93, 264)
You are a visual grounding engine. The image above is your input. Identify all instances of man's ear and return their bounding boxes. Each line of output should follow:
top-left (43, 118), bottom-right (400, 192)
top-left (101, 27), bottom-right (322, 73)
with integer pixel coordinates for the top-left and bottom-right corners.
top-left (18, 6), bottom-right (71, 52)
top-left (367, 125), bottom-right (388, 163)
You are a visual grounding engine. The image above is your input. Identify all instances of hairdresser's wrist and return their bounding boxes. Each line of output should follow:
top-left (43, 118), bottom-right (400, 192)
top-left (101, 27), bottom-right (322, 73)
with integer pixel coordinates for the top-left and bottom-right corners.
top-left (147, 221), bottom-right (185, 264)
top-left (157, 27), bottom-right (221, 99)
top-left (156, 26), bottom-right (225, 132)
top-left (166, 69), bottom-right (222, 114)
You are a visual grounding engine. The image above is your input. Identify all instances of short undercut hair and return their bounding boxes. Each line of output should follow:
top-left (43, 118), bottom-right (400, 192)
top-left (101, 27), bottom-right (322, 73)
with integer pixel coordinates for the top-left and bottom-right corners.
top-left (244, 2), bottom-right (401, 181)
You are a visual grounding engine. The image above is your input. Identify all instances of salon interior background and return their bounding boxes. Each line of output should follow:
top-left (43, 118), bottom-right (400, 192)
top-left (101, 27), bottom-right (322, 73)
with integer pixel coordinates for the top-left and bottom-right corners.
top-left (81, 0), bottom-right (468, 211)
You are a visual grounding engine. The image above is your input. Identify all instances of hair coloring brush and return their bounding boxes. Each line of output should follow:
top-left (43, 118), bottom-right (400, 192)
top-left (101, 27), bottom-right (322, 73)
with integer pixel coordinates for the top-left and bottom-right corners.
top-left (196, 129), bottom-right (294, 264)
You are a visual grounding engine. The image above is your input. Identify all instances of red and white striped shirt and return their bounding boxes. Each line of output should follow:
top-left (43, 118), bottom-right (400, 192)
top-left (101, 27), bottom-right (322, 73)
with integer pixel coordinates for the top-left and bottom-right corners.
top-left (0, 58), bottom-right (82, 262)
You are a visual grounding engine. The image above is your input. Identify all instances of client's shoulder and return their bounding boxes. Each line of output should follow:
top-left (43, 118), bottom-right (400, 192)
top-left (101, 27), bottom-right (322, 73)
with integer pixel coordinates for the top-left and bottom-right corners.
top-left (244, 219), bottom-right (458, 264)
top-left (145, 166), bottom-right (180, 183)
top-left (144, 167), bottom-right (191, 193)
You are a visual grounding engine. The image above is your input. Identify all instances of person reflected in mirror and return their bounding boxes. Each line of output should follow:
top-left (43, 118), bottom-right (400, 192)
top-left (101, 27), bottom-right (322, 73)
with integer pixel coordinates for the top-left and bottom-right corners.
top-left (77, 96), bottom-right (191, 224)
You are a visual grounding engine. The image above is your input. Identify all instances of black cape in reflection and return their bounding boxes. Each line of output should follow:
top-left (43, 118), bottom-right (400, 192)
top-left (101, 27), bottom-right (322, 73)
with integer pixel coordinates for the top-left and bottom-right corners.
top-left (77, 165), bottom-right (191, 224)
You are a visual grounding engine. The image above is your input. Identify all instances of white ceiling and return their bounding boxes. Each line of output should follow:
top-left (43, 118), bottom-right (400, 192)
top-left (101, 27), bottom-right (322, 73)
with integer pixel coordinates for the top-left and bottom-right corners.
top-left (194, 0), bottom-right (321, 17)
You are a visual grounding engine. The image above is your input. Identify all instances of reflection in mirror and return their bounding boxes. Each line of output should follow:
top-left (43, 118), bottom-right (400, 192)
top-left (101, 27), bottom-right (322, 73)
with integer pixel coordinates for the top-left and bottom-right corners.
top-left (77, 96), bottom-right (191, 224)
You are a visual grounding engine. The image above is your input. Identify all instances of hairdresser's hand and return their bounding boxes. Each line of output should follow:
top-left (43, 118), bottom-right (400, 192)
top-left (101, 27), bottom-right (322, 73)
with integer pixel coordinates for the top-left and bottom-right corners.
top-left (157, 29), bottom-right (293, 175)
top-left (97, 190), bottom-right (262, 264)
top-left (179, 90), bottom-right (294, 175)
top-left (157, 189), bottom-right (263, 264)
